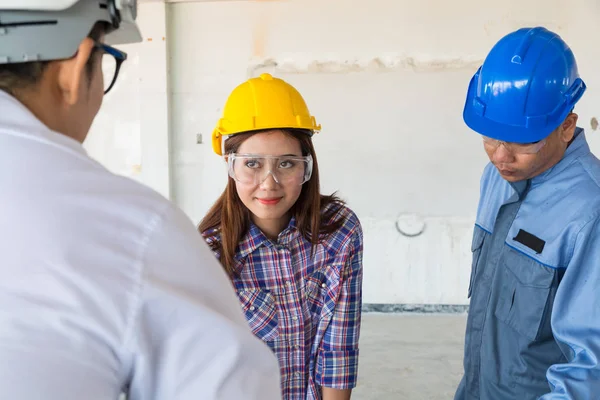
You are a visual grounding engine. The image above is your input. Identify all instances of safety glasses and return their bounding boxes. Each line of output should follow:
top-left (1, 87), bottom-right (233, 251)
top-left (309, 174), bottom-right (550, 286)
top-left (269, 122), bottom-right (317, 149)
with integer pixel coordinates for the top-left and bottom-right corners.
top-left (482, 136), bottom-right (546, 155)
top-left (227, 154), bottom-right (313, 186)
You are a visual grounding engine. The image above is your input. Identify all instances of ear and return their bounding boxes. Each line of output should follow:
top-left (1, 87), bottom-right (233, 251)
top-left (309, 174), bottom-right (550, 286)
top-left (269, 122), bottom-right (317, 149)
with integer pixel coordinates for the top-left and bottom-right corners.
top-left (559, 113), bottom-right (578, 143)
top-left (56, 38), bottom-right (96, 106)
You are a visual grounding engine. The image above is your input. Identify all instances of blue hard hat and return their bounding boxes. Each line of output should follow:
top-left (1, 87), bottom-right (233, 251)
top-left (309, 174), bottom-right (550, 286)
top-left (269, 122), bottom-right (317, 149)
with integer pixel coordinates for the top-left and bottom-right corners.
top-left (463, 27), bottom-right (586, 143)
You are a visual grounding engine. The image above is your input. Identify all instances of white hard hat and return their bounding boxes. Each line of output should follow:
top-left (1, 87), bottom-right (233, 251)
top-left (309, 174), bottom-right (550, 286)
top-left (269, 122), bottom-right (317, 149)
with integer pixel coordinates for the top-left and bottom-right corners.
top-left (0, 0), bottom-right (142, 64)
top-left (2, 1), bottom-right (87, 10)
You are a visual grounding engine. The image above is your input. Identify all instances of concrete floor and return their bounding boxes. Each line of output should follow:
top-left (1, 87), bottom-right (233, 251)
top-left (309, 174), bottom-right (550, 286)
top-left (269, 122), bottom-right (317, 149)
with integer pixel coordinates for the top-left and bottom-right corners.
top-left (352, 313), bottom-right (467, 400)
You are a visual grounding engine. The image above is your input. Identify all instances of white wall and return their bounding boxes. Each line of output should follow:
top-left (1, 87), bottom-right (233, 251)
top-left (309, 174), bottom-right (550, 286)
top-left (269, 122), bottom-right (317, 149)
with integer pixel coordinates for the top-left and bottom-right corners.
top-left (87, 0), bottom-right (600, 305)
top-left (86, 2), bottom-right (171, 199)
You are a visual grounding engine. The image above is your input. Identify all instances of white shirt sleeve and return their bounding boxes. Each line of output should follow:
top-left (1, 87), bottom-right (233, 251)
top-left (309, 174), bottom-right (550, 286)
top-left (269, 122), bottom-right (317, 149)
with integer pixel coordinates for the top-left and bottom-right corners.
top-left (124, 204), bottom-right (281, 400)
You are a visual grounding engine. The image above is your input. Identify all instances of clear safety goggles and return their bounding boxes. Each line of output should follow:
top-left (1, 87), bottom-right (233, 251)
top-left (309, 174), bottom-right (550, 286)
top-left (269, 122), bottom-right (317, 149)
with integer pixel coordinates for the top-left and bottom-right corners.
top-left (482, 136), bottom-right (546, 155)
top-left (227, 154), bottom-right (313, 186)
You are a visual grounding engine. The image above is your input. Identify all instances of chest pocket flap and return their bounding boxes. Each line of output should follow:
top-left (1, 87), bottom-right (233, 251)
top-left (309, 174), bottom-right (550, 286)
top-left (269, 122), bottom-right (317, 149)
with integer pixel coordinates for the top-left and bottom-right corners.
top-left (238, 289), bottom-right (279, 342)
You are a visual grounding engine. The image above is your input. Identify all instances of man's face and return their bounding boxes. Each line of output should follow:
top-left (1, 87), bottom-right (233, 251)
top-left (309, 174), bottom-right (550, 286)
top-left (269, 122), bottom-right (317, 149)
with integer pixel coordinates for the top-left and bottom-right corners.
top-left (483, 113), bottom-right (579, 182)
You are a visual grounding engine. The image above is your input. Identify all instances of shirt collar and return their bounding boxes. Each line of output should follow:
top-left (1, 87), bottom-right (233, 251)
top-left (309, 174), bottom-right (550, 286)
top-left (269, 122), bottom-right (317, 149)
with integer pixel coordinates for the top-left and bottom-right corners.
top-left (0, 90), bottom-right (88, 156)
top-left (235, 216), bottom-right (301, 261)
top-left (531, 127), bottom-right (590, 184)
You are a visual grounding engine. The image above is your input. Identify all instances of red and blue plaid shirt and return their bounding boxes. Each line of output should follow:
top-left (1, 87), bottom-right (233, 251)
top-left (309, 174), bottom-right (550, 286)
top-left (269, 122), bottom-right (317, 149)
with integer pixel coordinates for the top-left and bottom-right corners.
top-left (203, 203), bottom-right (363, 400)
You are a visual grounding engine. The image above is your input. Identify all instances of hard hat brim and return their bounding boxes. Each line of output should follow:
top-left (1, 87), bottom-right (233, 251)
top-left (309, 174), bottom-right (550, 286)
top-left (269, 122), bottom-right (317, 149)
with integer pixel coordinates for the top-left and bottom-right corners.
top-left (105, 20), bottom-right (143, 46)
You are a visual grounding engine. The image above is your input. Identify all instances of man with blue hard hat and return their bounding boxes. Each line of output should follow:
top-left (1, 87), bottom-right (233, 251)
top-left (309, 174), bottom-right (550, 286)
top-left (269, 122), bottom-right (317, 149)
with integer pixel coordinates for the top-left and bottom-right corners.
top-left (455, 27), bottom-right (600, 399)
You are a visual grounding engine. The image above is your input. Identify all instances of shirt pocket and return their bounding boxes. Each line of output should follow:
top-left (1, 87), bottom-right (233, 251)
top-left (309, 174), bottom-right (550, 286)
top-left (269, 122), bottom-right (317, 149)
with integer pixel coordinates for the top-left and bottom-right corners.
top-left (468, 226), bottom-right (487, 298)
top-left (237, 289), bottom-right (279, 342)
top-left (304, 266), bottom-right (340, 318)
top-left (494, 247), bottom-right (556, 342)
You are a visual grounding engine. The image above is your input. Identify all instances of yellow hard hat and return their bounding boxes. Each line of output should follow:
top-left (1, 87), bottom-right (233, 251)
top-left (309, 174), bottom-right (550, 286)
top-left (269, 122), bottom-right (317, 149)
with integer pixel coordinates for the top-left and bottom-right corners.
top-left (212, 73), bottom-right (321, 155)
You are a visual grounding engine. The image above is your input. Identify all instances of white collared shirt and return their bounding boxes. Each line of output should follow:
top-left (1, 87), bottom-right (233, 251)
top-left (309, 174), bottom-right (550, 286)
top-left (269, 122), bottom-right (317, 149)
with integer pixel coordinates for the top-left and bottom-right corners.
top-left (0, 91), bottom-right (281, 400)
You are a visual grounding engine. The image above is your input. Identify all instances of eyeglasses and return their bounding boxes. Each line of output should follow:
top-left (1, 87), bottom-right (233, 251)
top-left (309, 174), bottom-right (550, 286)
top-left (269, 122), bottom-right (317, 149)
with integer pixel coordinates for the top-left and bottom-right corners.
top-left (227, 154), bottom-right (313, 186)
top-left (482, 136), bottom-right (546, 155)
top-left (94, 43), bottom-right (128, 94)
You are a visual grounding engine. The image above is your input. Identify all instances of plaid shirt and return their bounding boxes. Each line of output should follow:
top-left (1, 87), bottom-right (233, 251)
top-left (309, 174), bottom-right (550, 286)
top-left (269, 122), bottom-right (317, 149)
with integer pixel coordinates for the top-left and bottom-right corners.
top-left (203, 203), bottom-right (363, 400)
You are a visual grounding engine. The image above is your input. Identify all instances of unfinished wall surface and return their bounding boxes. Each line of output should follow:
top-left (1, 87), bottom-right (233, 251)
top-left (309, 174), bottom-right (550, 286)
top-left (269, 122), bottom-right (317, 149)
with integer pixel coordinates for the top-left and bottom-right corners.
top-left (87, 0), bottom-right (600, 306)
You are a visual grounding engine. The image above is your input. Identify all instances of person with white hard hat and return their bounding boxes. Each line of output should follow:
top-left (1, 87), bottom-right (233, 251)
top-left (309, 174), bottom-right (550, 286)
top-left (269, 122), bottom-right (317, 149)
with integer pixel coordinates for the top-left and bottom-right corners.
top-left (0, 1), bottom-right (281, 399)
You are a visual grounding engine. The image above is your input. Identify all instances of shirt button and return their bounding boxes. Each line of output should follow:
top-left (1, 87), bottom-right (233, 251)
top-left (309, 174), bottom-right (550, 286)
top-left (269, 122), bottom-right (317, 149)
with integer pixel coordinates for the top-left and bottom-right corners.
top-left (294, 372), bottom-right (301, 377)
top-left (321, 283), bottom-right (327, 288)
top-left (291, 315), bottom-right (298, 321)
top-left (249, 306), bottom-right (256, 311)
top-left (285, 281), bottom-right (292, 286)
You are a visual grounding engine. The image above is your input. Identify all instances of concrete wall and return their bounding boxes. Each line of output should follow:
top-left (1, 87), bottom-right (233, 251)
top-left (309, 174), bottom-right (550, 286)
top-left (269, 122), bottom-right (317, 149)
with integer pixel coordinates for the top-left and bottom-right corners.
top-left (86, 0), bottom-right (600, 306)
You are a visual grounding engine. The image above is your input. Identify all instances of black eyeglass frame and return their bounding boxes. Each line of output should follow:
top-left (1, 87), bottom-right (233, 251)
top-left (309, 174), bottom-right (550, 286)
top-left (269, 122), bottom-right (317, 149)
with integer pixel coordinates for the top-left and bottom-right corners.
top-left (95, 43), bottom-right (128, 94)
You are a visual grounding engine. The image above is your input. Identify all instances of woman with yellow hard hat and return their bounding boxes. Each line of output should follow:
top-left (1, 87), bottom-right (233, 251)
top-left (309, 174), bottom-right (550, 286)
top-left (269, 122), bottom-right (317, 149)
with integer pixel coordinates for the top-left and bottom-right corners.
top-left (199, 73), bottom-right (364, 400)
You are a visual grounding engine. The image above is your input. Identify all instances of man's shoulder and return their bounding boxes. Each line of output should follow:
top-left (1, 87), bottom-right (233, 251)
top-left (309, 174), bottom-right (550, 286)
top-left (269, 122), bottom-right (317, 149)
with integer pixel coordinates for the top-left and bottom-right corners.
top-left (573, 152), bottom-right (600, 195)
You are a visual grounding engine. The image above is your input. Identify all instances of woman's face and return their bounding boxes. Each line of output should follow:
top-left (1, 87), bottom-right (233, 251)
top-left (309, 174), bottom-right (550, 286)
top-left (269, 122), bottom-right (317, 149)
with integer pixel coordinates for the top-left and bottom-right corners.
top-left (232, 130), bottom-right (305, 236)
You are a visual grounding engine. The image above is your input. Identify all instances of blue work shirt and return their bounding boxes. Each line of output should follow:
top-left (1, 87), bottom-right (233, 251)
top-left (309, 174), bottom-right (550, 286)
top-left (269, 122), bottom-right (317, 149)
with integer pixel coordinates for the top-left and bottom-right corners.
top-left (455, 129), bottom-right (600, 399)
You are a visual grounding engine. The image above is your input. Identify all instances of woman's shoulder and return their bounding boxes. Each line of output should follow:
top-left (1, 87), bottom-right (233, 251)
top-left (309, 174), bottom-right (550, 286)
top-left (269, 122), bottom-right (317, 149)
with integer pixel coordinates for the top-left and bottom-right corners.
top-left (320, 196), bottom-right (362, 235)
top-left (200, 225), bottom-right (221, 240)
top-left (199, 226), bottom-right (222, 256)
